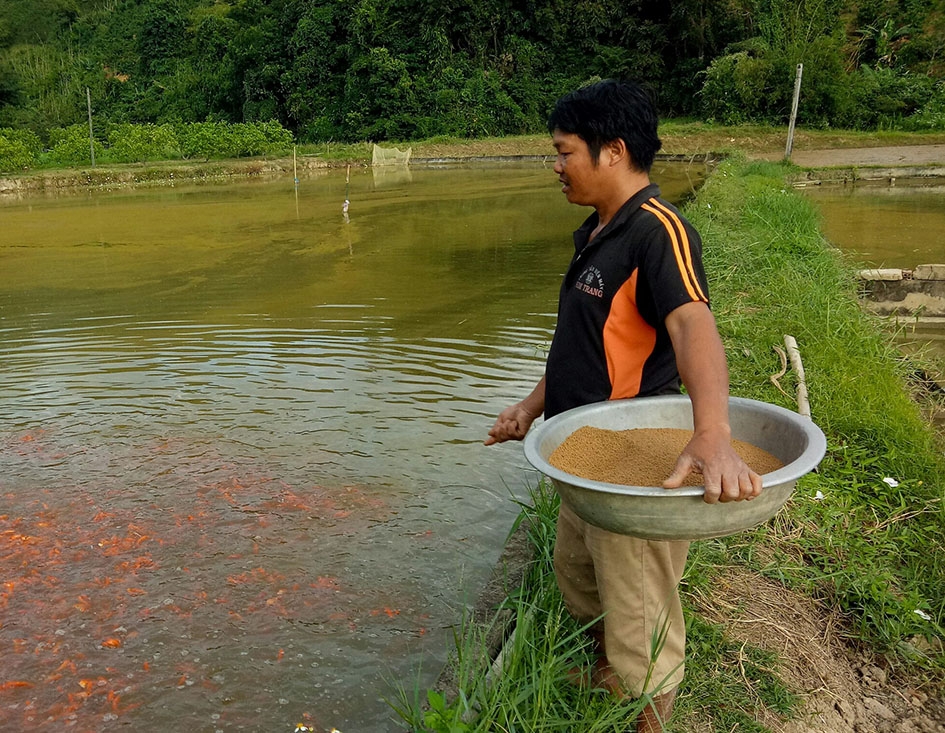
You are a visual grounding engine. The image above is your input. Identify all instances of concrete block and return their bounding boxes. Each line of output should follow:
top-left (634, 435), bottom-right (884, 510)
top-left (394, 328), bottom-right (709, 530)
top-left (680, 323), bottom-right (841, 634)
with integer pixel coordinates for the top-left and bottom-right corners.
top-left (858, 268), bottom-right (903, 281)
top-left (914, 264), bottom-right (945, 281)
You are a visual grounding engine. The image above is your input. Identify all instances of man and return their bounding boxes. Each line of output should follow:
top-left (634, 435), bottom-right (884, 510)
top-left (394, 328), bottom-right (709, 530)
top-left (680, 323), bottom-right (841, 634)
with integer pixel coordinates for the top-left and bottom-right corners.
top-left (484, 79), bottom-right (762, 732)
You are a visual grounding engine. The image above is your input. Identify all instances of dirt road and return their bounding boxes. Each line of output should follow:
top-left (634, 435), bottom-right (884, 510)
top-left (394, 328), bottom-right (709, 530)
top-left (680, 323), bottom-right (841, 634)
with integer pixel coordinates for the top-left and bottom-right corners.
top-left (758, 144), bottom-right (945, 169)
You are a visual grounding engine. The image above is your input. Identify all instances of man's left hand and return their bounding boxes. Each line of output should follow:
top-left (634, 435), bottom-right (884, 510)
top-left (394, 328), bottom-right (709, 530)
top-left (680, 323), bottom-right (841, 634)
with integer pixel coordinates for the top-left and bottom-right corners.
top-left (663, 431), bottom-right (762, 504)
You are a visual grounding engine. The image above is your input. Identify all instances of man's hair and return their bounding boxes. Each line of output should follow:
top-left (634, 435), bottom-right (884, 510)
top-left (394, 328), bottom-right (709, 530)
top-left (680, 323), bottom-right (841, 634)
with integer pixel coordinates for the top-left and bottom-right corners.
top-left (547, 79), bottom-right (662, 172)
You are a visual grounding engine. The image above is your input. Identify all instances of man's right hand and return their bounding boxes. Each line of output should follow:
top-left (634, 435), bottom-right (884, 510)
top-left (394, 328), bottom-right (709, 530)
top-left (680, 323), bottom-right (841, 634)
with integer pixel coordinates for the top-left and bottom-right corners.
top-left (485, 376), bottom-right (546, 446)
top-left (484, 402), bottom-right (540, 445)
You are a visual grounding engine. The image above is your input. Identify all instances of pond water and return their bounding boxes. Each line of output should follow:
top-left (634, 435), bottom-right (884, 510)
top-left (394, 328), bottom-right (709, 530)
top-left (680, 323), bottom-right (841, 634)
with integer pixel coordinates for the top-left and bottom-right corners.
top-left (0, 161), bottom-right (702, 731)
top-left (801, 179), bottom-right (945, 269)
top-left (801, 179), bottom-right (945, 369)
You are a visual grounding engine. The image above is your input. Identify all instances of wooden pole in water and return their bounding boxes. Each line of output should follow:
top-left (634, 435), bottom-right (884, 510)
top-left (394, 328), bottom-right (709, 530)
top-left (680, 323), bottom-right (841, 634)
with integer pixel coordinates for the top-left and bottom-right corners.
top-left (343, 164), bottom-right (350, 216)
top-left (785, 63), bottom-right (803, 161)
top-left (86, 87), bottom-right (95, 168)
top-left (293, 145), bottom-right (298, 186)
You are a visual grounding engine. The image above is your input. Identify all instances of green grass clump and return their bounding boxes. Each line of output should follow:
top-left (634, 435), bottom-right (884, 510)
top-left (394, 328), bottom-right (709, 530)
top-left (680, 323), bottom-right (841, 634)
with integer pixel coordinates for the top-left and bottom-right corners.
top-left (391, 487), bottom-right (654, 732)
top-left (690, 157), bottom-right (945, 672)
top-left (393, 485), bottom-right (801, 732)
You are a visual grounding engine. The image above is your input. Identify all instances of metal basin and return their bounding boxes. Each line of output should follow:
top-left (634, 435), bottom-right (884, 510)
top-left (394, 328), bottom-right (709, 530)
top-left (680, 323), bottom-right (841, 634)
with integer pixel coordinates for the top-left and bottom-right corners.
top-left (523, 395), bottom-right (827, 541)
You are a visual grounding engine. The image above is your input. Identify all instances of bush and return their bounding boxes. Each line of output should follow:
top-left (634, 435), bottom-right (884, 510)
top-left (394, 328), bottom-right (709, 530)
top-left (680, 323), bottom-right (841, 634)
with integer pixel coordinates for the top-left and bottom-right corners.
top-left (837, 67), bottom-right (939, 129)
top-left (253, 120), bottom-right (294, 152)
top-left (701, 51), bottom-right (766, 124)
top-left (106, 123), bottom-right (180, 163)
top-left (230, 121), bottom-right (293, 156)
top-left (0, 126), bottom-right (41, 172)
top-left (176, 121), bottom-right (233, 160)
top-left (48, 124), bottom-right (103, 166)
top-left (701, 33), bottom-right (850, 128)
top-left (176, 120), bottom-right (293, 160)
top-left (902, 80), bottom-right (945, 130)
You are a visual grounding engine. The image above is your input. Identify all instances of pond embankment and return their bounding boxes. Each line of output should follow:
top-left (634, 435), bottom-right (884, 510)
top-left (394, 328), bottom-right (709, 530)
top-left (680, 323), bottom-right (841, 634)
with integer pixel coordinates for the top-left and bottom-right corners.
top-left (858, 264), bottom-right (945, 317)
top-left (0, 155), bottom-right (333, 196)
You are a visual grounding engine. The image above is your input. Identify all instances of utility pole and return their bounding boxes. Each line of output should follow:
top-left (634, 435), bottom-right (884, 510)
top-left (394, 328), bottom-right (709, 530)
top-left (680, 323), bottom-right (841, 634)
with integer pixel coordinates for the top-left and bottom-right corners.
top-left (86, 87), bottom-right (96, 167)
top-left (785, 63), bottom-right (803, 161)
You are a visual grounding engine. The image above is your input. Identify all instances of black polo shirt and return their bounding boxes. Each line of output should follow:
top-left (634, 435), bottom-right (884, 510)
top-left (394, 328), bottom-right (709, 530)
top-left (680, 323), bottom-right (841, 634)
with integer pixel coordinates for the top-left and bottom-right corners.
top-left (544, 183), bottom-right (710, 419)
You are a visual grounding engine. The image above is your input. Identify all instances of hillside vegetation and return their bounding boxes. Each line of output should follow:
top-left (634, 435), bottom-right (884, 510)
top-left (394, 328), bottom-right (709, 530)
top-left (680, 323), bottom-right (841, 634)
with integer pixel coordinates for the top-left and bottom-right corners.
top-left (0, 0), bottom-right (944, 147)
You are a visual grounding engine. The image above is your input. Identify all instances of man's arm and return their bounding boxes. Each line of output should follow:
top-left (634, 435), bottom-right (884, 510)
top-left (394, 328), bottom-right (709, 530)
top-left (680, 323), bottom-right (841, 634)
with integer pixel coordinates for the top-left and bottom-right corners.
top-left (484, 376), bottom-right (546, 445)
top-left (662, 302), bottom-right (762, 503)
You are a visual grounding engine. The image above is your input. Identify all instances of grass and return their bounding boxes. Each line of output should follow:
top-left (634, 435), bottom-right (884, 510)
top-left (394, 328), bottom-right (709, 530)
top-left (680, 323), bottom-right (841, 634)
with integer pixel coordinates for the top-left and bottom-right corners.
top-left (404, 123), bottom-right (945, 162)
top-left (657, 119), bottom-right (945, 156)
top-left (389, 486), bottom-right (654, 732)
top-left (691, 157), bottom-right (945, 669)
top-left (393, 155), bottom-right (945, 732)
top-left (392, 485), bottom-right (805, 732)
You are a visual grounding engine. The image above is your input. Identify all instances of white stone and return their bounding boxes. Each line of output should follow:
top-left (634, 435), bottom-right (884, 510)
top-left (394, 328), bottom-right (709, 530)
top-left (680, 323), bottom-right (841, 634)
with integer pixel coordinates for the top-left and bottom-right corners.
top-left (858, 268), bottom-right (903, 281)
top-left (914, 264), bottom-right (945, 281)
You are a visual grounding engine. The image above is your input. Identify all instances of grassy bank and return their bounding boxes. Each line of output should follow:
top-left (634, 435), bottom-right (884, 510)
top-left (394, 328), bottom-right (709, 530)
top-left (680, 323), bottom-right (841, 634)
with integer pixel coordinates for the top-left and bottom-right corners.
top-left (394, 157), bottom-right (945, 732)
top-left (5, 122), bottom-right (945, 195)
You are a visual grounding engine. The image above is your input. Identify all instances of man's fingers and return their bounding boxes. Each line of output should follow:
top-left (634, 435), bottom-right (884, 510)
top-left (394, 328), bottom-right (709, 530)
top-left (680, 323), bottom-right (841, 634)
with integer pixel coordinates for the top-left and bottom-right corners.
top-left (746, 469), bottom-right (763, 499)
top-left (702, 473), bottom-right (723, 503)
top-left (662, 455), bottom-right (694, 490)
top-left (485, 418), bottom-right (525, 446)
top-left (713, 467), bottom-right (763, 502)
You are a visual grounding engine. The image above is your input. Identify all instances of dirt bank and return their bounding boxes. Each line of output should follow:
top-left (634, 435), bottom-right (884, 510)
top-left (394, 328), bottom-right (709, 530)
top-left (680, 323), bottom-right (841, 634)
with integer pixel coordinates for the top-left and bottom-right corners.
top-left (686, 568), bottom-right (944, 733)
top-left (4, 134), bottom-right (945, 198)
top-left (767, 144), bottom-right (945, 168)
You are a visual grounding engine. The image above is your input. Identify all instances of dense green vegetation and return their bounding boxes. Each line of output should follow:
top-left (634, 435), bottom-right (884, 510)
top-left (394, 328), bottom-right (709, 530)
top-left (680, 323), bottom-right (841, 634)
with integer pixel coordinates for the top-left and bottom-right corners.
top-left (0, 119), bottom-right (293, 169)
top-left (0, 0), bottom-right (943, 151)
top-left (395, 158), bottom-right (945, 731)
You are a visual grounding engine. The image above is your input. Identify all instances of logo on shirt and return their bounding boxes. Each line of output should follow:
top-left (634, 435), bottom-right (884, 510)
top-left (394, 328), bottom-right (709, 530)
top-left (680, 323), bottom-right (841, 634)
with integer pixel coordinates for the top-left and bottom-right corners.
top-left (575, 265), bottom-right (604, 298)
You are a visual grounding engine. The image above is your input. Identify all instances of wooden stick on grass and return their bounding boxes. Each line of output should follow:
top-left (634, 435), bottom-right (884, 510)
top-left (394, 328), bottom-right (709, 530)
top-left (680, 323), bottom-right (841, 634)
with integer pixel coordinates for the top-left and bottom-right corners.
top-left (770, 345), bottom-right (791, 399)
top-left (783, 335), bottom-right (811, 418)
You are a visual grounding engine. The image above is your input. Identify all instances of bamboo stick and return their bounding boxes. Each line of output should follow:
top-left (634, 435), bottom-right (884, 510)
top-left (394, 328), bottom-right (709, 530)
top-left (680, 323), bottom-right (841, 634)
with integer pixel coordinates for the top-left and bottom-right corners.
top-left (783, 334), bottom-right (811, 418)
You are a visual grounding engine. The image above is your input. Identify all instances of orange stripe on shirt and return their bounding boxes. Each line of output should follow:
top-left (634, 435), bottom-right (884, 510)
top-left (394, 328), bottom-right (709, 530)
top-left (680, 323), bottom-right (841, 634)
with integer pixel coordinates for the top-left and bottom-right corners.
top-left (641, 201), bottom-right (708, 303)
top-left (603, 269), bottom-right (657, 400)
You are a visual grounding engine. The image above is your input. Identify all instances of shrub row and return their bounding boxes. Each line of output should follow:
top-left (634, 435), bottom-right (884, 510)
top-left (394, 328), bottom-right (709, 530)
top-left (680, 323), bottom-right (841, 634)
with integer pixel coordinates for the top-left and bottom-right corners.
top-left (0, 120), bottom-right (295, 172)
top-left (0, 128), bottom-right (43, 172)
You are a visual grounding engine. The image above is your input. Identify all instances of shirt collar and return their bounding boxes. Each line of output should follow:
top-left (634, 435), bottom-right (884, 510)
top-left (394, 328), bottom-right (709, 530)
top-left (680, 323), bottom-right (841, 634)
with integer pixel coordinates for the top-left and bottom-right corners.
top-left (573, 183), bottom-right (662, 252)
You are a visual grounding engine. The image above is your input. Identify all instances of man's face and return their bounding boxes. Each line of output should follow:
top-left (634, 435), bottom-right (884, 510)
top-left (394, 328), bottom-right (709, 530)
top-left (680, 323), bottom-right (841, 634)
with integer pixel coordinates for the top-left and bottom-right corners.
top-left (552, 130), bottom-right (601, 207)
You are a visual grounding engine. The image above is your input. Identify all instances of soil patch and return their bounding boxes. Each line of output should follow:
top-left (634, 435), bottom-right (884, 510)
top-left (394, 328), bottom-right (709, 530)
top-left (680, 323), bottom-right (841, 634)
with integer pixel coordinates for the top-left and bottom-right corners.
top-left (683, 568), bottom-right (945, 733)
top-left (758, 144), bottom-right (945, 168)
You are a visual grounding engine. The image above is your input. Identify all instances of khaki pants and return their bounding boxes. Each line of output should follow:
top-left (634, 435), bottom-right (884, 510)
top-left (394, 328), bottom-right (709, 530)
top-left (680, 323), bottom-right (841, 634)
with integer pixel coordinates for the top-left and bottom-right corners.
top-left (554, 501), bottom-right (690, 697)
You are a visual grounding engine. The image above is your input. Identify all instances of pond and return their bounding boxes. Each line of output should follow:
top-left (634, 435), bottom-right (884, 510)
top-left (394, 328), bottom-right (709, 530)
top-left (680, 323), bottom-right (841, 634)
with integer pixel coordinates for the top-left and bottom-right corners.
top-left (0, 160), bottom-right (702, 731)
top-left (801, 179), bottom-right (945, 370)
top-left (800, 179), bottom-right (945, 270)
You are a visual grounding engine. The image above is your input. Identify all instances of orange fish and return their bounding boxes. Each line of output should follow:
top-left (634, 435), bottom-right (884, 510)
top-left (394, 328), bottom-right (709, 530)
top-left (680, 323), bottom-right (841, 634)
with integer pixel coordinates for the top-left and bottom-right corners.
top-left (0, 680), bottom-right (33, 690)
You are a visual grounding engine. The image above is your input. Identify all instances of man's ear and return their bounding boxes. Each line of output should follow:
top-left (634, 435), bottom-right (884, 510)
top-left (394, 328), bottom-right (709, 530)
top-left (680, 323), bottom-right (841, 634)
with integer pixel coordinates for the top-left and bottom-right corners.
top-left (605, 138), bottom-right (629, 168)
